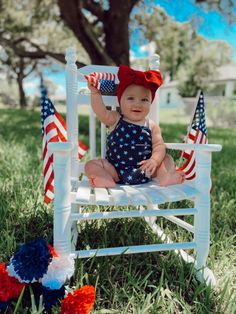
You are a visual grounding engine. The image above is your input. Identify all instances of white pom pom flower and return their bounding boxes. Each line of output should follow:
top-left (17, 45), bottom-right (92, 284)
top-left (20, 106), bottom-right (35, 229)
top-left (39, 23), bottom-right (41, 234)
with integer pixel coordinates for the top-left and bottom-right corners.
top-left (41, 254), bottom-right (75, 290)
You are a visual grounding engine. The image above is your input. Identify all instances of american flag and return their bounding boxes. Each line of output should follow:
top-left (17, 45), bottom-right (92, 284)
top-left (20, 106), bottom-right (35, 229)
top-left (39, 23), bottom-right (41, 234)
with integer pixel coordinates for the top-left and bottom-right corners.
top-left (85, 72), bottom-right (117, 95)
top-left (177, 91), bottom-right (208, 180)
top-left (40, 79), bottom-right (88, 204)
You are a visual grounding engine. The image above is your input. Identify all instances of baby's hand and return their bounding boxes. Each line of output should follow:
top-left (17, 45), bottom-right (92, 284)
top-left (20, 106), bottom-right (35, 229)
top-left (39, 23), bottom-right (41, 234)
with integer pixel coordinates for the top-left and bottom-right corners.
top-left (87, 81), bottom-right (101, 95)
top-left (139, 158), bottom-right (158, 176)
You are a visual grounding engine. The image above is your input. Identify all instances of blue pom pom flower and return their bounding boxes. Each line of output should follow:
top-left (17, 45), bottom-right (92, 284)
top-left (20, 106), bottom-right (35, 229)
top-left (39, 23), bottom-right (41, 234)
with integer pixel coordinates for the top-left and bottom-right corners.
top-left (9, 239), bottom-right (52, 283)
top-left (42, 285), bottom-right (65, 312)
top-left (0, 301), bottom-right (10, 313)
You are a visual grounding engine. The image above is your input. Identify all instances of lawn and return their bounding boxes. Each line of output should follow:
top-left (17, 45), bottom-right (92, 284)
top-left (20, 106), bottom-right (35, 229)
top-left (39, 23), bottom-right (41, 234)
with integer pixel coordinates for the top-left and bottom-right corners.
top-left (0, 107), bottom-right (235, 313)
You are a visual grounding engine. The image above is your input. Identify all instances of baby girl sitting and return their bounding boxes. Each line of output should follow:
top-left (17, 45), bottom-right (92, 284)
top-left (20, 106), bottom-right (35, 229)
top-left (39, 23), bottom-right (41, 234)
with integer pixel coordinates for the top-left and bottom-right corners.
top-left (85, 65), bottom-right (185, 188)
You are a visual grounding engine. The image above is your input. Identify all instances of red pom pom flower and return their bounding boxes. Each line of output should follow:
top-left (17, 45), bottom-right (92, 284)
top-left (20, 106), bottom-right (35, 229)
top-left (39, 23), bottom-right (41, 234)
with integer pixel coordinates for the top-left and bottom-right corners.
top-left (0, 263), bottom-right (25, 302)
top-left (60, 285), bottom-right (95, 314)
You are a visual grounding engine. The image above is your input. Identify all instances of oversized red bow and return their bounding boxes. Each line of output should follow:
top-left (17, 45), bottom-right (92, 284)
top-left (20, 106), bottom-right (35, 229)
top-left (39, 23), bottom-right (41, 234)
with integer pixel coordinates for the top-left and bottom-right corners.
top-left (117, 65), bottom-right (162, 104)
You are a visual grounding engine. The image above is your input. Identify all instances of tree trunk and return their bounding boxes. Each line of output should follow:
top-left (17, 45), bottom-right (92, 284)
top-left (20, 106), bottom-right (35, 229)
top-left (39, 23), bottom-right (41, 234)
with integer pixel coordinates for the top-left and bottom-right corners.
top-left (104, 1), bottom-right (132, 65)
top-left (57, 0), bottom-right (139, 65)
top-left (17, 75), bottom-right (27, 108)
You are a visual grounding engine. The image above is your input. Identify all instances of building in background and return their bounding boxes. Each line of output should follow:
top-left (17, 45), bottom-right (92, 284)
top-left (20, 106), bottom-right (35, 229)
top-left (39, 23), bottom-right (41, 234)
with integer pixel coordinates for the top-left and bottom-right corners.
top-left (159, 63), bottom-right (236, 108)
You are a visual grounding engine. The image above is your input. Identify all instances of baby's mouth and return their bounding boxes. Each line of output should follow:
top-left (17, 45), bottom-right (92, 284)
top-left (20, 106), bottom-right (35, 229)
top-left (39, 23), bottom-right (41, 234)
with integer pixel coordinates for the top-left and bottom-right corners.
top-left (132, 109), bottom-right (141, 113)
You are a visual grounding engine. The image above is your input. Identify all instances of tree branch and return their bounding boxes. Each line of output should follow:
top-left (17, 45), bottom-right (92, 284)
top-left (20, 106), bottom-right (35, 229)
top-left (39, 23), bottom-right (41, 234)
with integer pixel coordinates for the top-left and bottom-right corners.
top-left (58, 0), bottom-right (114, 64)
top-left (0, 36), bottom-right (86, 67)
top-left (82, 0), bottom-right (105, 21)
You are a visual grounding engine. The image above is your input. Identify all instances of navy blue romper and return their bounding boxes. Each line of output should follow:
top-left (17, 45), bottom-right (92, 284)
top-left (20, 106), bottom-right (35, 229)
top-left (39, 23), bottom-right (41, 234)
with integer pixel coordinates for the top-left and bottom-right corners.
top-left (106, 115), bottom-right (152, 185)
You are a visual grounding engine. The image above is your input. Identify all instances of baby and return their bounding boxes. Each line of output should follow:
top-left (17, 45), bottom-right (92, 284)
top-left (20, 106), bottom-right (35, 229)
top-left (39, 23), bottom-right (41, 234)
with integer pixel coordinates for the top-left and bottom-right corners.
top-left (85, 65), bottom-right (185, 188)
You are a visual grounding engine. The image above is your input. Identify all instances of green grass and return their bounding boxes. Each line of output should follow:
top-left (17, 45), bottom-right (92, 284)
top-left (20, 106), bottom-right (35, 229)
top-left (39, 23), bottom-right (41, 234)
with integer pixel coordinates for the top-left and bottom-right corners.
top-left (0, 108), bottom-right (236, 313)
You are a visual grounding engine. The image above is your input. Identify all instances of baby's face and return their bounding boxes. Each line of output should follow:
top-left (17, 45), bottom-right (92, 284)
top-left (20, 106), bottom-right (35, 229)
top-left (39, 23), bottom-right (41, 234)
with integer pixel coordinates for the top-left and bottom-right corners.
top-left (120, 84), bottom-right (152, 123)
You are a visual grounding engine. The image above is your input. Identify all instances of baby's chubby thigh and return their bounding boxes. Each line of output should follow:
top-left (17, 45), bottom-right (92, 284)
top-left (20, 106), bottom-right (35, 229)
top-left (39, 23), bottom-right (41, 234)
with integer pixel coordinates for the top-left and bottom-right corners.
top-left (102, 159), bottom-right (120, 182)
top-left (85, 158), bottom-right (120, 188)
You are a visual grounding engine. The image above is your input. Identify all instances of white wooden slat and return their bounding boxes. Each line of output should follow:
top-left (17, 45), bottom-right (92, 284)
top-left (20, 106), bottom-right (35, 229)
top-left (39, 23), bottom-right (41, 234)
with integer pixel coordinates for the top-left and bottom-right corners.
top-left (121, 185), bottom-right (148, 205)
top-left (171, 184), bottom-right (199, 199)
top-left (73, 241), bottom-right (197, 258)
top-left (149, 183), bottom-right (196, 203)
top-left (76, 177), bottom-right (92, 204)
top-left (108, 185), bottom-right (129, 205)
top-left (70, 208), bottom-right (197, 222)
top-left (166, 143), bottom-right (222, 152)
top-left (74, 180), bottom-right (199, 206)
top-left (130, 182), bottom-right (166, 204)
top-left (94, 187), bottom-right (110, 205)
top-left (77, 94), bottom-right (119, 107)
top-left (78, 66), bottom-right (118, 79)
top-left (89, 106), bottom-right (96, 159)
top-left (101, 122), bottom-right (106, 159)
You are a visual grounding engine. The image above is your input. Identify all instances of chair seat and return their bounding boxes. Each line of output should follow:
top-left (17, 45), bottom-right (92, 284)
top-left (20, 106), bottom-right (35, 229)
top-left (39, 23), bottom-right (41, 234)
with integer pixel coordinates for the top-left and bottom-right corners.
top-left (72, 176), bottom-right (199, 206)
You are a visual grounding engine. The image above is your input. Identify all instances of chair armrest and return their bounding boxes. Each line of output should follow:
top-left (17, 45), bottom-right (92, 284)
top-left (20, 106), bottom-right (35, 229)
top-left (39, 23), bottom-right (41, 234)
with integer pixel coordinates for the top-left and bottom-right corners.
top-left (165, 143), bottom-right (222, 152)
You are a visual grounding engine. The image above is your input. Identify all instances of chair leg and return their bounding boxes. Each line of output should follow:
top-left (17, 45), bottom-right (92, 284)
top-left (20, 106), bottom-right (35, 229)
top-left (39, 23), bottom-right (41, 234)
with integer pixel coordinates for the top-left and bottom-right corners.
top-left (194, 198), bottom-right (216, 286)
top-left (49, 142), bottom-right (73, 256)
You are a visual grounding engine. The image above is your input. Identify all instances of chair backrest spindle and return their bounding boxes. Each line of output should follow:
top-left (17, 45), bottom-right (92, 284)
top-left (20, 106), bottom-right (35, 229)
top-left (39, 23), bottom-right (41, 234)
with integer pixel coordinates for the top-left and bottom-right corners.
top-left (149, 54), bottom-right (161, 125)
top-left (65, 47), bottom-right (79, 177)
top-left (89, 107), bottom-right (97, 159)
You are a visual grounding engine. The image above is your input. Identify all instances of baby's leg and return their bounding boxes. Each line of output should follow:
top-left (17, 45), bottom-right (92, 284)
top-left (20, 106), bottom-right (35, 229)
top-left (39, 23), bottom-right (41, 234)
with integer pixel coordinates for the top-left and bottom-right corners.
top-left (85, 159), bottom-right (119, 188)
top-left (153, 155), bottom-right (185, 186)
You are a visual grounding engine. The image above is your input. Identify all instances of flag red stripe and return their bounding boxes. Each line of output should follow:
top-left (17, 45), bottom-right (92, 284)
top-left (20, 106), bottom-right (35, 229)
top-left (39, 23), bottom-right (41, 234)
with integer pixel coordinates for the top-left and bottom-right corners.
top-left (184, 159), bottom-right (195, 176)
top-left (44, 171), bottom-right (54, 194)
top-left (43, 135), bottom-right (58, 160)
top-left (55, 111), bottom-right (67, 129)
top-left (43, 154), bottom-right (53, 177)
top-left (186, 173), bottom-right (196, 180)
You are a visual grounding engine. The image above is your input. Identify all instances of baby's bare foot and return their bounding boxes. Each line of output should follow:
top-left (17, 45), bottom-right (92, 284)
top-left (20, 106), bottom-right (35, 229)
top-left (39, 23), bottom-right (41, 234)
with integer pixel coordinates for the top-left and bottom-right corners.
top-left (159, 170), bottom-right (185, 187)
top-left (89, 176), bottom-right (116, 188)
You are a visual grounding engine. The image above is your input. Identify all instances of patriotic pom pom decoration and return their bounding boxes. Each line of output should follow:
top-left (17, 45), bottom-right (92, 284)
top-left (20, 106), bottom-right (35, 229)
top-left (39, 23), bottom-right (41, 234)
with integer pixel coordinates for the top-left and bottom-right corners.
top-left (0, 300), bottom-right (11, 311)
top-left (0, 262), bottom-right (25, 302)
top-left (7, 238), bottom-right (52, 283)
top-left (60, 285), bottom-right (96, 314)
top-left (42, 285), bottom-right (65, 312)
top-left (41, 254), bottom-right (75, 290)
top-left (1, 239), bottom-right (95, 313)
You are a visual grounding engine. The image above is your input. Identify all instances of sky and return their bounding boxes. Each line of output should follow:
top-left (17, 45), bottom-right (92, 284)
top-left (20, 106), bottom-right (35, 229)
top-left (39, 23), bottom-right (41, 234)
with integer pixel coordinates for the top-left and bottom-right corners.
top-left (24, 0), bottom-right (236, 97)
top-left (150, 0), bottom-right (236, 59)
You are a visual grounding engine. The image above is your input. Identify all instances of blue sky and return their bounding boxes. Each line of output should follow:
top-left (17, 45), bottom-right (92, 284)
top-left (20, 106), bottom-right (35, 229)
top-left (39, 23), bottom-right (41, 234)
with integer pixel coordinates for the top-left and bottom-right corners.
top-left (150, 0), bottom-right (236, 59)
top-left (25, 1), bottom-right (236, 96)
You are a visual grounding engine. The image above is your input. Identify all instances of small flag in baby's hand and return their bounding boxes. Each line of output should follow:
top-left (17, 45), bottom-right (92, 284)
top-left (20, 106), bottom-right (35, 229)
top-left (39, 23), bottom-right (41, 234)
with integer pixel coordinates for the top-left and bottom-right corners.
top-left (85, 72), bottom-right (117, 95)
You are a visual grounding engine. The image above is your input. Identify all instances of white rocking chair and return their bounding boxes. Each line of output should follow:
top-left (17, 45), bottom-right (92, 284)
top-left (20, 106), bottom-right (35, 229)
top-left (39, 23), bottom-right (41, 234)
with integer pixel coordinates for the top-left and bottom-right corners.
top-left (49, 47), bottom-right (222, 286)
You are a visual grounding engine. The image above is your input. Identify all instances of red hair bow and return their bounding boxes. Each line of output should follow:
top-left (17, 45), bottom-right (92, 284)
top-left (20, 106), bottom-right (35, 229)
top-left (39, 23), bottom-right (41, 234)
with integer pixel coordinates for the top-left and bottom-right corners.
top-left (117, 65), bottom-right (162, 104)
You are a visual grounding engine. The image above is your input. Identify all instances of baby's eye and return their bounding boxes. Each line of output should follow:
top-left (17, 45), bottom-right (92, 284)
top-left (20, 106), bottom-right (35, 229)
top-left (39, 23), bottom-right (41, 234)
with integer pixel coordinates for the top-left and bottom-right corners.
top-left (142, 98), bottom-right (149, 102)
top-left (127, 96), bottom-right (134, 100)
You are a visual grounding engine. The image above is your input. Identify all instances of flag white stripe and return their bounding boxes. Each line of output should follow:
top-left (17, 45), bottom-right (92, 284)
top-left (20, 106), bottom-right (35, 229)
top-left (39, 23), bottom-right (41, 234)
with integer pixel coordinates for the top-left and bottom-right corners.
top-left (78, 146), bottom-right (87, 155)
top-left (45, 188), bottom-right (54, 199)
top-left (54, 117), bottom-right (67, 139)
top-left (46, 129), bottom-right (58, 142)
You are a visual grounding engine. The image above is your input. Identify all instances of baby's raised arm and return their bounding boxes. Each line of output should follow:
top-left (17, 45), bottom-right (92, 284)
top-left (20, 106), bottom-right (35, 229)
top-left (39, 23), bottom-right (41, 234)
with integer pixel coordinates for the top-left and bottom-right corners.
top-left (89, 82), bottom-right (119, 127)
